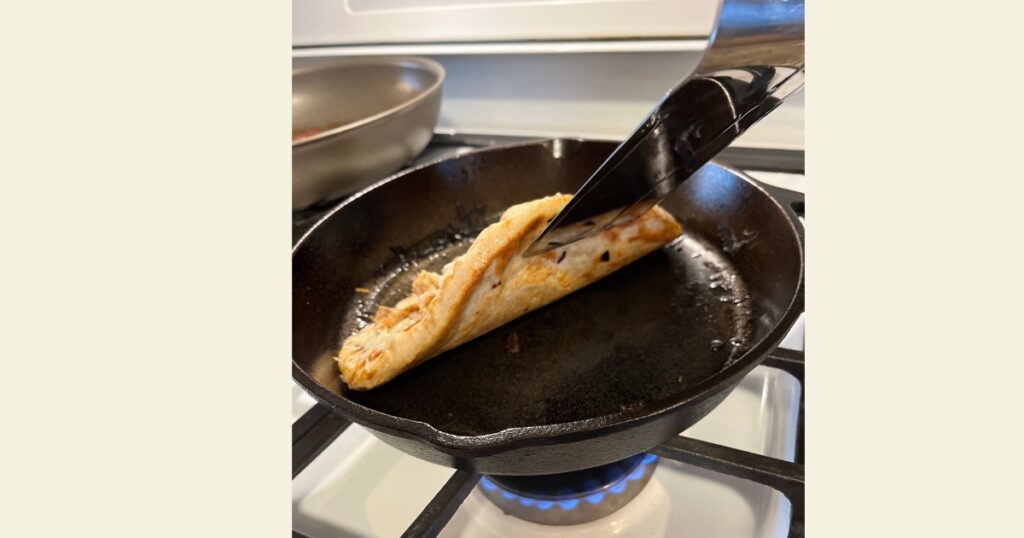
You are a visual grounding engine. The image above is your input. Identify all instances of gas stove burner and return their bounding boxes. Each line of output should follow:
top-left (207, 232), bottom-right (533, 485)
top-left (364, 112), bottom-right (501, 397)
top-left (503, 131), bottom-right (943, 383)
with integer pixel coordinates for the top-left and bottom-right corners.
top-left (478, 453), bottom-right (659, 526)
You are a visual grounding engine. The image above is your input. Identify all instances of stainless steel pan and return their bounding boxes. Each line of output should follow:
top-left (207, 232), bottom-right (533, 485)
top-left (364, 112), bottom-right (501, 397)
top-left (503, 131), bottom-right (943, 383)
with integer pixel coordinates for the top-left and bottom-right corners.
top-left (292, 56), bottom-right (444, 210)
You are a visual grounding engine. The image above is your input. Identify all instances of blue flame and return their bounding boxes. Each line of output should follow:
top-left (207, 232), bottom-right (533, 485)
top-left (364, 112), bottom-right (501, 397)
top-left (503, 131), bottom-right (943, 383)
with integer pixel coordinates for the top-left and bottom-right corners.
top-left (557, 499), bottom-right (580, 511)
top-left (484, 453), bottom-right (658, 512)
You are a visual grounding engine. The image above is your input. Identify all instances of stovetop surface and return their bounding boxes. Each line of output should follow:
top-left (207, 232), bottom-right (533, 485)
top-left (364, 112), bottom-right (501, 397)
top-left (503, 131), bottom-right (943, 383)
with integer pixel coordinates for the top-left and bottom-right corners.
top-left (293, 362), bottom-right (801, 538)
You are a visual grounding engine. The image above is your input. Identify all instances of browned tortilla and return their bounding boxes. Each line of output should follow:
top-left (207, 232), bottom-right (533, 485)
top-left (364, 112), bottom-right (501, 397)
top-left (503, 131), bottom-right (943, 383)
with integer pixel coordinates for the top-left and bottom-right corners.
top-left (337, 194), bottom-right (683, 390)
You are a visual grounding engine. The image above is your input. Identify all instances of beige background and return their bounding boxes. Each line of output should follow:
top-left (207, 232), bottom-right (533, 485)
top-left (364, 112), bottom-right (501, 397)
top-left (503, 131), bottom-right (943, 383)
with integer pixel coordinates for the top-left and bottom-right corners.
top-left (0, 1), bottom-right (292, 536)
top-left (806, 1), bottom-right (1024, 536)
top-left (2, 0), bottom-right (1022, 536)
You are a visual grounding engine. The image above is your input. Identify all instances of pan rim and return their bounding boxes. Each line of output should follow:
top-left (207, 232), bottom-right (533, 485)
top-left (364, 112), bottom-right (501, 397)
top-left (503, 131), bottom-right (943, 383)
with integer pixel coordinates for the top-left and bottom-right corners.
top-left (292, 138), bottom-right (805, 454)
top-left (291, 56), bottom-right (446, 147)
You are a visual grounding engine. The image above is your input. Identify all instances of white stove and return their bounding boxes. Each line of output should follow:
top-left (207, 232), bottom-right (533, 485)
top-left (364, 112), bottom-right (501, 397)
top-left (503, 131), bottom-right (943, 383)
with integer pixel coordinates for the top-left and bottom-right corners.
top-left (293, 336), bottom-right (802, 537)
top-left (293, 161), bottom-right (804, 536)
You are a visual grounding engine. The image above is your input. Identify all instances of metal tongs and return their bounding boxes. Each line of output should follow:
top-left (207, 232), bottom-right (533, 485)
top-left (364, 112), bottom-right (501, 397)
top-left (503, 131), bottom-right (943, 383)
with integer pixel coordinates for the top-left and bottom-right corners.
top-left (524, 0), bottom-right (804, 256)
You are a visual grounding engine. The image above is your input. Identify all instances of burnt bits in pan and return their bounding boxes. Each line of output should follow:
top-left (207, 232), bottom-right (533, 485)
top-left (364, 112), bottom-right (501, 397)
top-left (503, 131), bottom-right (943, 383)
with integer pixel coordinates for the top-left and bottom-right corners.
top-left (342, 229), bottom-right (752, 436)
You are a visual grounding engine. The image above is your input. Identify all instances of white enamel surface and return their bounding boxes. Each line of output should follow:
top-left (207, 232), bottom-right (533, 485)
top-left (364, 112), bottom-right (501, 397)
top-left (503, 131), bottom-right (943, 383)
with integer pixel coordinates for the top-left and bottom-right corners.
top-left (293, 429), bottom-right (456, 537)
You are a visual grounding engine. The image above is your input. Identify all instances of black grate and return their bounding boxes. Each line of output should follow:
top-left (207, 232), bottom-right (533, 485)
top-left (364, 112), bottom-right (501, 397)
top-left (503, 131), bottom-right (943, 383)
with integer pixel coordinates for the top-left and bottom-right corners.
top-left (292, 135), bottom-right (805, 538)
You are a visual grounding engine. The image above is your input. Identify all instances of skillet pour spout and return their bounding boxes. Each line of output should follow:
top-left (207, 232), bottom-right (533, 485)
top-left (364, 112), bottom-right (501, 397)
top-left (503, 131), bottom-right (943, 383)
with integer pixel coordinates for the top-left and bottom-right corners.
top-left (292, 139), bottom-right (803, 475)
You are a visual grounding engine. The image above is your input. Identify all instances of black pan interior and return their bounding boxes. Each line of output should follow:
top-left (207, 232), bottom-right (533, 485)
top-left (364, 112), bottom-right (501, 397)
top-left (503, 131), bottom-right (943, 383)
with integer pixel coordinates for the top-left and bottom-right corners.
top-left (292, 139), bottom-right (802, 437)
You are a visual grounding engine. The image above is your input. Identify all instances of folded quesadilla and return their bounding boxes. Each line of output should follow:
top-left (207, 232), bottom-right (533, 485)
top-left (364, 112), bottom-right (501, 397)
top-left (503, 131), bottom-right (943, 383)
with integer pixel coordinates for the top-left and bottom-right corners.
top-left (337, 193), bottom-right (683, 390)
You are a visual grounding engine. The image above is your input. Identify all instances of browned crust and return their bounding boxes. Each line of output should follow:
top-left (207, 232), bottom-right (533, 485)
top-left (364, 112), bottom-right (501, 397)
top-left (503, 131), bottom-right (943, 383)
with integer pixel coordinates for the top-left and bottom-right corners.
top-left (336, 195), bottom-right (682, 389)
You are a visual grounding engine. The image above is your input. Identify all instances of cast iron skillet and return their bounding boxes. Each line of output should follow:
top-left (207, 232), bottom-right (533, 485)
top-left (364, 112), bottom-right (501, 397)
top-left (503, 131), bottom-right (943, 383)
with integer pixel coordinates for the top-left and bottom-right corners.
top-left (292, 139), bottom-right (803, 476)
